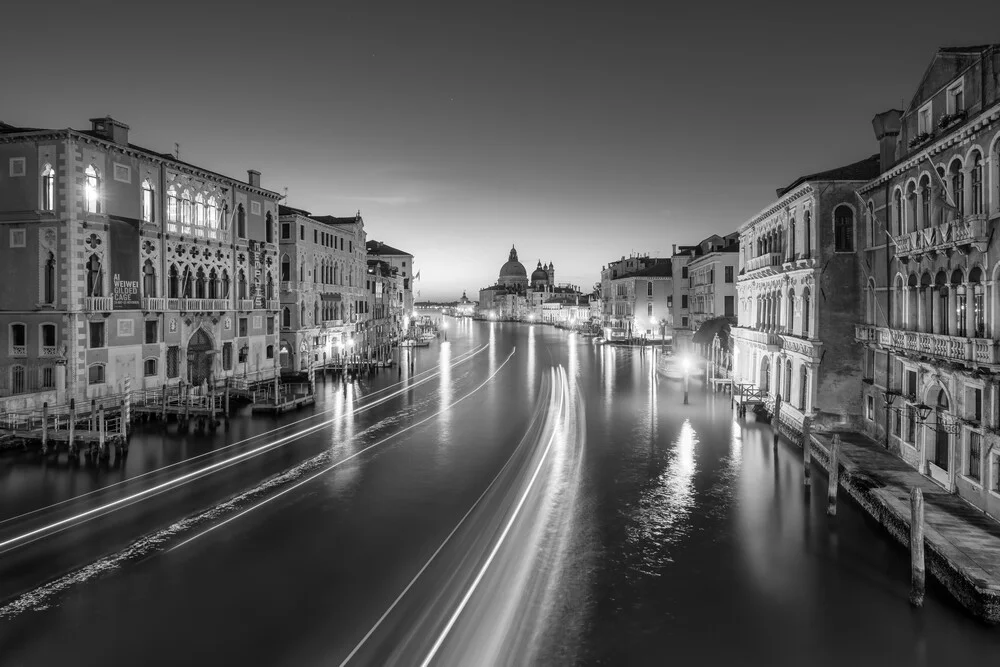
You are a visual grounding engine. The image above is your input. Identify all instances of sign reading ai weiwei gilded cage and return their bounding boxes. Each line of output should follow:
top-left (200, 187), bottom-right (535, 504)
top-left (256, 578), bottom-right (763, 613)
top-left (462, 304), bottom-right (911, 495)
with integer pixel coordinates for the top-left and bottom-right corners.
top-left (109, 215), bottom-right (142, 309)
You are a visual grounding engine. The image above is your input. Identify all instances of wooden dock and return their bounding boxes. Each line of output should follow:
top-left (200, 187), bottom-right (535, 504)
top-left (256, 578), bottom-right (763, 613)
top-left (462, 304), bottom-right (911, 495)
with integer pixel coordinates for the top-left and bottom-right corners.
top-left (251, 381), bottom-right (316, 415)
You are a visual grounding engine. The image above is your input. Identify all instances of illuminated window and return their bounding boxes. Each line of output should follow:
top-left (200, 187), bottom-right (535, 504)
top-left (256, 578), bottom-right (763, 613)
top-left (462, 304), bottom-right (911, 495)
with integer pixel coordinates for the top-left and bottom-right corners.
top-left (85, 165), bottom-right (101, 214)
top-left (142, 179), bottom-right (154, 222)
top-left (41, 165), bottom-right (55, 211)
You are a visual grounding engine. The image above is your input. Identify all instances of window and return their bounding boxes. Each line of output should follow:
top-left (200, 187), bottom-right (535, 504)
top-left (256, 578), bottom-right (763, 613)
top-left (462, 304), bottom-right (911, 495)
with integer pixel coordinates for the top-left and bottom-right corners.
top-left (949, 160), bottom-right (964, 218)
top-left (9, 157), bottom-right (26, 177)
top-left (681, 295), bottom-right (688, 309)
top-left (145, 320), bottom-right (158, 344)
top-left (992, 454), bottom-right (1000, 494)
top-left (314, 229), bottom-right (318, 244)
top-left (166, 346), bottom-right (179, 378)
top-left (40, 323), bottom-right (56, 355)
top-left (144, 358), bottom-right (158, 377)
top-left (113, 163), bottom-right (131, 183)
top-left (799, 366), bottom-right (809, 410)
top-left (85, 165), bottom-right (101, 214)
top-left (141, 179), bottom-right (154, 222)
top-left (88, 364), bottom-right (105, 385)
top-left (181, 191), bottom-right (192, 231)
top-left (237, 204), bottom-right (246, 238)
top-left (918, 103), bottom-right (932, 135)
top-left (222, 342), bottom-right (233, 370)
top-left (647, 282), bottom-right (653, 297)
top-left (41, 165), bottom-right (55, 211)
top-left (971, 153), bottom-right (983, 215)
top-left (834, 205), bottom-right (854, 252)
top-left (681, 316), bottom-right (688, 327)
top-left (267, 316), bottom-right (274, 335)
top-left (167, 187), bottom-right (179, 226)
top-left (947, 81), bottom-right (964, 114)
top-left (10, 229), bottom-right (26, 248)
top-left (647, 303), bottom-right (653, 316)
top-left (281, 223), bottom-right (290, 239)
top-left (866, 395), bottom-right (874, 420)
top-left (89, 321), bottom-right (105, 348)
top-left (253, 315), bottom-right (262, 330)
top-left (239, 317), bottom-right (248, 337)
top-left (265, 212), bottom-right (273, 243)
top-left (725, 295), bottom-right (735, 317)
top-left (266, 344), bottom-right (274, 359)
top-left (168, 264), bottom-right (179, 298)
top-left (802, 289), bottom-right (811, 336)
top-left (968, 431), bottom-right (982, 481)
top-left (281, 255), bottom-right (290, 282)
top-left (282, 307), bottom-right (291, 328)
top-left (10, 323), bottom-right (26, 356)
top-left (207, 197), bottom-right (218, 238)
top-left (300, 225), bottom-right (305, 240)
top-left (39, 251), bottom-right (56, 304)
top-left (725, 266), bottom-right (733, 283)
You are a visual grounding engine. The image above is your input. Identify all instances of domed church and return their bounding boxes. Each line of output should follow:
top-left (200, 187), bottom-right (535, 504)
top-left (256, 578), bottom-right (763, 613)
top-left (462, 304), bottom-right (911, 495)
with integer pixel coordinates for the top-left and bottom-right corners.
top-left (479, 244), bottom-right (571, 320)
top-left (498, 245), bottom-right (529, 289)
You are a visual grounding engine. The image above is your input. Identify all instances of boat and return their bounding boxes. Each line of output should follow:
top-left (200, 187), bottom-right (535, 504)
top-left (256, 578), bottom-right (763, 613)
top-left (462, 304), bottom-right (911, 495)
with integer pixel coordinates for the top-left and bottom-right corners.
top-left (419, 331), bottom-right (437, 342)
top-left (400, 338), bottom-right (430, 348)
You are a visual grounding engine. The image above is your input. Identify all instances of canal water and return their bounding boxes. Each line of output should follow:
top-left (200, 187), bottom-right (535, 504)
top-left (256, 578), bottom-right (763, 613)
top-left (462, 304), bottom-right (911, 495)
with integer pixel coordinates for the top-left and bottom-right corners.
top-left (1, 317), bottom-right (998, 665)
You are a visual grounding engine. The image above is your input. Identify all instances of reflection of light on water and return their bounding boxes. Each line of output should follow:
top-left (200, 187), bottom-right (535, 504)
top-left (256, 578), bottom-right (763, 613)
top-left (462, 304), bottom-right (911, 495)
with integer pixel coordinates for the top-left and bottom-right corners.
top-left (603, 346), bottom-right (615, 415)
top-left (625, 419), bottom-right (698, 574)
top-left (439, 342), bottom-right (452, 444)
top-left (729, 419), bottom-right (743, 471)
top-left (527, 325), bottom-right (536, 406)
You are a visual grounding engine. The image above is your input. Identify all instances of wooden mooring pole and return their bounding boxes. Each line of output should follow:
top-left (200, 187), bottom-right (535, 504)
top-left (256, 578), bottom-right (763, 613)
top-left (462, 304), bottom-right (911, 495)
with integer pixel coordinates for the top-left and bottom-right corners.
top-left (68, 399), bottom-right (76, 456)
top-left (772, 393), bottom-right (783, 448)
top-left (41, 402), bottom-right (49, 455)
top-left (98, 404), bottom-right (106, 458)
top-left (802, 416), bottom-right (812, 487)
top-left (827, 434), bottom-right (840, 516)
top-left (909, 487), bottom-right (925, 607)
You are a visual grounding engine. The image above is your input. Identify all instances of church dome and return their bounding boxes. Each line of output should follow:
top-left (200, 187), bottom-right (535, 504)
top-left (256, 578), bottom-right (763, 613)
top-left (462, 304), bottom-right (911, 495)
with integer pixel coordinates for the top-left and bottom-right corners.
top-left (531, 260), bottom-right (548, 283)
top-left (499, 245), bottom-right (528, 287)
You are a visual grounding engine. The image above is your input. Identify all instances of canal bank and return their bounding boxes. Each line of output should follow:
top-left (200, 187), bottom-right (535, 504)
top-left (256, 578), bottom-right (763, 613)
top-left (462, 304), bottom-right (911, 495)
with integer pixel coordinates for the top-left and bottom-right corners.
top-left (768, 416), bottom-right (1000, 624)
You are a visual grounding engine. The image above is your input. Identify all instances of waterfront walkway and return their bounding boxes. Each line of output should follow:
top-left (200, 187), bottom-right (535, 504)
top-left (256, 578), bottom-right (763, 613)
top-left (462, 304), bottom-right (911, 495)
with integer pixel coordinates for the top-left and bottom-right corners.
top-left (804, 428), bottom-right (1000, 623)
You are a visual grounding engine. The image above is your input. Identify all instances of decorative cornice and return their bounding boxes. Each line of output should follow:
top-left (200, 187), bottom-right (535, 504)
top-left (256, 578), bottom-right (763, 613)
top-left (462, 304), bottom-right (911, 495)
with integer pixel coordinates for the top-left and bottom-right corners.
top-left (739, 183), bottom-right (814, 234)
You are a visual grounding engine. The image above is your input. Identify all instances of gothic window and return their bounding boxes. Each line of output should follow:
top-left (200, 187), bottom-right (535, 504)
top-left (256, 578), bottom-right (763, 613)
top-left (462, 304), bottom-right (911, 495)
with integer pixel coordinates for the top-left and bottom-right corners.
top-left (282, 306), bottom-right (291, 328)
top-left (238, 269), bottom-right (247, 299)
top-left (85, 165), bottom-right (101, 214)
top-left (195, 267), bottom-right (207, 299)
top-left (181, 191), bottom-right (193, 228)
top-left (209, 269), bottom-right (219, 299)
top-left (265, 212), bottom-right (273, 244)
top-left (182, 266), bottom-right (193, 298)
top-left (919, 175), bottom-right (931, 226)
top-left (207, 197), bottom-right (218, 232)
top-left (950, 159), bottom-right (964, 219)
top-left (803, 211), bottom-right (811, 258)
top-left (281, 255), bottom-right (290, 282)
top-left (142, 179), bottom-right (155, 223)
top-left (971, 152), bottom-right (983, 215)
top-left (267, 273), bottom-right (274, 300)
top-left (194, 193), bottom-right (206, 228)
top-left (222, 270), bottom-right (231, 299)
top-left (867, 201), bottom-right (875, 246)
top-left (167, 187), bottom-right (179, 223)
top-left (833, 205), bottom-right (854, 252)
top-left (168, 264), bottom-right (180, 298)
top-left (802, 288), bottom-right (811, 336)
top-left (237, 204), bottom-right (246, 239)
top-left (799, 366), bottom-right (808, 410)
top-left (41, 165), bottom-right (55, 211)
top-left (143, 259), bottom-right (156, 298)
top-left (894, 189), bottom-right (903, 236)
top-left (43, 252), bottom-right (56, 304)
top-left (86, 254), bottom-right (103, 296)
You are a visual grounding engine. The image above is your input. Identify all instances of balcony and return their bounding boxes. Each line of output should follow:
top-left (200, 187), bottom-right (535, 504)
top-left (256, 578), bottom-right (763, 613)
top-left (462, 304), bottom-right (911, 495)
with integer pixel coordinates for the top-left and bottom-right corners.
top-left (280, 281), bottom-right (293, 292)
top-left (893, 214), bottom-right (988, 260)
top-left (41, 345), bottom-right (58, 357)
top-left (237, 299), bottom-right (255, 311)
top-left (733, 326), bottom-right (783, 351)
top-left (744, 252), bottom-right (783, 276)
top-left (856, 324), bottom-right (998, 366)
top-left (142, 297), bottom-right (167, 311)
top-left (265, 300), bottom-right (280, 310)
top-left (82, 296), bottom-right (114, 311)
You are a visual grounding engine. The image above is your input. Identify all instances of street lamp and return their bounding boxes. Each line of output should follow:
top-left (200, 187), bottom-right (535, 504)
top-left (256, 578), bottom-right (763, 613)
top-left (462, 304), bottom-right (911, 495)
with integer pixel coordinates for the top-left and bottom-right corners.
top-left (681, 355), bottom-right (691, 404)
top-left (442, 321), bottom-right (448, 341)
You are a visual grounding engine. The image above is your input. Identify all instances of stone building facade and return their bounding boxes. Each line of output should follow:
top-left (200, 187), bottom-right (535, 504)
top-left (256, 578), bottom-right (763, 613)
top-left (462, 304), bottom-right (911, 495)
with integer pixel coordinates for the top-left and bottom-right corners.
top-left (0, 116), bottom-right (281, 411)
top-left (366, 240), bottom-right (414, 318)
top-left (686, 233), bottom-right (740, 334)
top-left (733, 154), bottom-right (881, 433)
top-left (600, 254), bottom-right (671, 338)
top-left (277, 205), bottom-right (367, 370)
top-left (857, 44), bottom-right (1000, 519)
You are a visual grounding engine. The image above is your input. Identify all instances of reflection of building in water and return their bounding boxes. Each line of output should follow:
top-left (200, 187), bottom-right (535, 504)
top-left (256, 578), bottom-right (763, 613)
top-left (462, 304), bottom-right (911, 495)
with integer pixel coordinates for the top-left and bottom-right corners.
top-left (0, 115), bottom-right (282, 411)
top-left (478, 245), bottom-right (583, 321)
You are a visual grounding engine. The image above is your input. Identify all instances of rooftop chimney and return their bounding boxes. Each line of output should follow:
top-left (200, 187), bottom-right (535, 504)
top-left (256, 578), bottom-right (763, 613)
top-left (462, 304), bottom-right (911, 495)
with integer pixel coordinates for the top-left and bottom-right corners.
top-left (248, 169), bottom-right (261, 188)
top-left (89, 116), bottom-right (129, 146)
top-left (872, 109), bottom-right (903, 172)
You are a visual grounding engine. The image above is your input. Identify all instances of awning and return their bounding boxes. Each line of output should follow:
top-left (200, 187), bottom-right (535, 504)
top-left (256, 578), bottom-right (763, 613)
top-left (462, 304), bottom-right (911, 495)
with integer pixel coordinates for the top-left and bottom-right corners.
top-left (692, 317), bottom-right (732, 346)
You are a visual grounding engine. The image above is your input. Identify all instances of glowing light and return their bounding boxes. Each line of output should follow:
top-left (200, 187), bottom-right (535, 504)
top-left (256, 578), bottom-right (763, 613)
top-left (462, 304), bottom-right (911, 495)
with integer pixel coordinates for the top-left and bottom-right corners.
top-left (681, 356), bottom-right (692, 372)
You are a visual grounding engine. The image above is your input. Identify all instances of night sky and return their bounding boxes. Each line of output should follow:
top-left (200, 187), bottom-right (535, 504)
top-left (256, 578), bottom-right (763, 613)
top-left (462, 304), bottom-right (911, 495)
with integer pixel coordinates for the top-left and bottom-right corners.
top-left (5, 1), bottom-right (998, 300)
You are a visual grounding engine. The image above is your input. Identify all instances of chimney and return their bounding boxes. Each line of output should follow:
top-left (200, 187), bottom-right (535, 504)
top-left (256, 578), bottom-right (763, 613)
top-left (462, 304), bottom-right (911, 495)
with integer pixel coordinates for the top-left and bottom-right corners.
top-left (248, 169), bottom-right (261, 188)
top-left (90, 116), bottom-right (129, 145)
top-left (872, 109), bottom-right (903, 172)
top-left (672, 243), bottom-right (677, 255)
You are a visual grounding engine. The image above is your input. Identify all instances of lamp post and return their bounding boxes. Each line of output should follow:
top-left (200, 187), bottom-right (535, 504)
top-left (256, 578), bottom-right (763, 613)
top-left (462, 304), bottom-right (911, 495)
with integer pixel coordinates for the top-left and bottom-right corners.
top-left (682, 355), bottom-right (691, 405)
top-left (442, 321), bottom-right (448, 341)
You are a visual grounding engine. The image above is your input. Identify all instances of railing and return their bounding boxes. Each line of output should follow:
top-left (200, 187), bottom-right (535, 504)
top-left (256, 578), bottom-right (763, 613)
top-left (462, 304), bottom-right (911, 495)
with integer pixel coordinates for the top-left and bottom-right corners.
top-left (893, 214), bottom-right (988, 257)
top-left (744, 252), bottom-right (783, 274)
top-left (322, 319), bottom-right (345, 328)
top-left (41, 346), bottom-right (58, 357)
top-left (265, 300), bottom-right (280, 310)
top-left (732, 326), bottom-right (782, 349)
top-left (142, 297), bottom-right (167, 311)
top-left (82, 296), bottom-right (114, 311)
top-left (237, 299), bottom-right (255, 311)
top-left (856, 324), bottom-right (998, 365)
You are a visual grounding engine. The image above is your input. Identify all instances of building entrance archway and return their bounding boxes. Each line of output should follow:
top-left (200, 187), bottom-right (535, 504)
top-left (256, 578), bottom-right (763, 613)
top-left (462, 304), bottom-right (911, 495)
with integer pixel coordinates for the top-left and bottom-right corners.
top-left (187, 328), bottom-right (215, 387)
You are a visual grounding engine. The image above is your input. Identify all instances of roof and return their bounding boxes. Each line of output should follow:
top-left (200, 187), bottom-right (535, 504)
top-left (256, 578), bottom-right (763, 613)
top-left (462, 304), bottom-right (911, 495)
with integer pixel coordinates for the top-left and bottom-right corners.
top-left (313, 214), bottom-right (362, 226)
top-left (367, 240), bottom-right (412, 257)
top-left (0, 120), bottom-right (282, 198)
top-left (628, 261), bottom-right (673, 278)
top-left (776, 154), bottom-right (881, 197)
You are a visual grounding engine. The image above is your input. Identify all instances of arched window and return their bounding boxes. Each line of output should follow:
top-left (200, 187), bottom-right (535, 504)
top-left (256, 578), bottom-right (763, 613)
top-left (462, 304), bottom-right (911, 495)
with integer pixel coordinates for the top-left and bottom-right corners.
top-left (85, 165), bottom-right (100, 214)
top-left (919, 175), bottom-right (931, 227)
top-left (266, 344), bottom-right (274, 359)
top-left (143, 259), bottom-right (156, 298)
top-left (206, 197), bottom-right (218, 237)
top-left (867, 278), bottom-right (877, 324)
top-left (238, 269), bottom-right (247, 299)
top-left (788, 217), bottom-right (796, 260)
top-left (88, 363), bottom-right (105, 385)
top-left (181, 191), bottom-right (193, 230)
top-left (787, 288), bottom-right (795, 333)
top-left (834, 205), bottom-right (854, 252)
top-left (299, 262), bottom-right (305, 282)
top-left (265, 212), bottom-right (273, 244)
top-left (142, 179), bottom-right (155, 223)
top-left (194, 193), bottom-right (205, 228)
top-left (803, 211), bottom-right (811, 258)
top-left (281, 255), bottom-right (290, 282)
top-left (221, 270), bottom-right (231, 299)
top-left (208, 269), bottom-right (219, 299)
top-left (237, 204), bottom-right (246, 239)
top-left (168, 264), bottom-right (180, 298)
top-left (971, 152), bottom-right (983, 215)
top-left (784, 359), bottom-right (792, 400)
top-left (282, 306), bottom-right (291, 328)
top-left (894, 189), bottom-right (903, 236)
top-left (314, 300), bottom-right (320, 324)
top-left (86, 254), bottom-right (103, 296)
top-left (43, 252), bottom-right (56, 304)
top-left (970, 266), bottom-right (985, 338)
top-left (40, 323), bottom-right (56, 355)
top-left (144, 358), bottom-right (158, 377)
top-left (182, 266), bottom-right (193, 298)
top-left (9, 323), bottom-right (26, 356)
top-left (266, 273), bottom-right (274, 300)
top-left (799, 366), bottom-right (808, 410)
top-left (41, 165), bottom-right (55, 212)
top-left (949, 159), bottom-right (964, 219)
top-left (167, 187), bottom-right (179, 224)
top-left (867, 201), bottom-right (875, 246)
top-left (195, 267), bottom-right (206, 298)
top-left (802, 288), bottom-right (811, 336)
